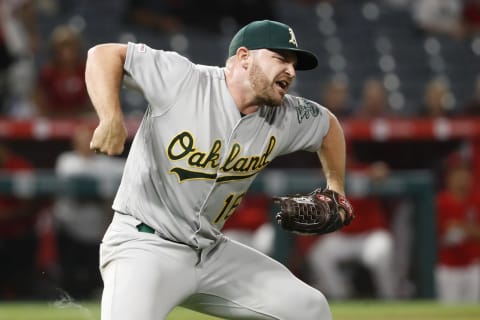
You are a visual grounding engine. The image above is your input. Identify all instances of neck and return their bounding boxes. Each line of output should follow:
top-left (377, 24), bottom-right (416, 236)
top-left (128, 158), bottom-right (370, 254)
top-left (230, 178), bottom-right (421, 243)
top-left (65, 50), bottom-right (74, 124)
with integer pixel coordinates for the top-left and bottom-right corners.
top-left (224, 67), bottom-right (259, 115)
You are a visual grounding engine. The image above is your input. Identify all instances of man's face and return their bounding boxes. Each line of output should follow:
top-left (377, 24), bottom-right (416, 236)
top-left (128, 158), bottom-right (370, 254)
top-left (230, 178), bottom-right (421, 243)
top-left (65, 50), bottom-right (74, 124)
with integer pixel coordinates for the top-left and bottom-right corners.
top-left (447, 166), bottom-right (472, 196)
top-left (248, 49), bottom-right (297, 106)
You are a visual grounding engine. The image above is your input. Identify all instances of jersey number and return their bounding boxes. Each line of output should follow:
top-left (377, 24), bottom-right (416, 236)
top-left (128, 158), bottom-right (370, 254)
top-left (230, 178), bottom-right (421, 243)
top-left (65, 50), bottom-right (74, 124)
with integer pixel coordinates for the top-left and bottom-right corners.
top-left (213, 193), bottom-right (245, 224)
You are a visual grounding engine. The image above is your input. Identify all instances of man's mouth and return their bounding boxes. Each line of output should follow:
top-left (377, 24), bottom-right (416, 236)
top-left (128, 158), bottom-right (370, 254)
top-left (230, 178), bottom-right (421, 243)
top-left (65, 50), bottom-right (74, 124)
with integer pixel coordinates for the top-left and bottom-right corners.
top-left (276, 80), bottom-right (289, 91)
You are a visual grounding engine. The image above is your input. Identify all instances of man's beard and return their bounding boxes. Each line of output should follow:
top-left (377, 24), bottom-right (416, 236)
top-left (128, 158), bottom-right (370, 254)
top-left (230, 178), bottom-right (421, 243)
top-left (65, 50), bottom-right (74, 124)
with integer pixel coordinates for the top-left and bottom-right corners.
top-left (249, 63), bottom-right (283, 106)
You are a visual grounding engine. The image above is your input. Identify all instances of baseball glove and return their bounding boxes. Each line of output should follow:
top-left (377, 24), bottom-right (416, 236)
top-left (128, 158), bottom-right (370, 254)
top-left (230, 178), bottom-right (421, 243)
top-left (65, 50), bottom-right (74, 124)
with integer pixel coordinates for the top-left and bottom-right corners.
top-left (273, 188), bottom-right (354, 235)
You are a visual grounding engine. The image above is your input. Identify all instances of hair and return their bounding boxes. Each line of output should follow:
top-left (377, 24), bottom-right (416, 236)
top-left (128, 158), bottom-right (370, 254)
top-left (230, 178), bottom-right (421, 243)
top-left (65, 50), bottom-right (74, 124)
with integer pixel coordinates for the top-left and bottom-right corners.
top-left (49, 25), bottom-right (83, 53)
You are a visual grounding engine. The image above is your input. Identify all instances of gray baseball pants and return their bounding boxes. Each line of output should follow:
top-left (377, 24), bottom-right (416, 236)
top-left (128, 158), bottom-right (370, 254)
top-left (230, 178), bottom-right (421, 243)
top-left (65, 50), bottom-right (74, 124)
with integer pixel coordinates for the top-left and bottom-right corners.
top-left (99, 212), bottom-right (332, 320)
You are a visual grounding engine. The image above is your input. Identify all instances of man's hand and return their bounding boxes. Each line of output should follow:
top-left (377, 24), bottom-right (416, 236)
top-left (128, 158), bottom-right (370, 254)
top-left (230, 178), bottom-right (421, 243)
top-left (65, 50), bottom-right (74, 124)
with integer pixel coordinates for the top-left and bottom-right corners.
top-left (273, 188), bottom-right (355, 235)
top-left (90, 118), bottom-right (128, 156)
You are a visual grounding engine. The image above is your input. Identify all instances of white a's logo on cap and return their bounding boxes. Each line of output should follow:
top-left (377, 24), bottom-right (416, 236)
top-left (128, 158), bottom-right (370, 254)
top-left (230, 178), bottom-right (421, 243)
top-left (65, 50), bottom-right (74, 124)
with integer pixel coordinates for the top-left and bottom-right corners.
top-left (288, 28), bottom-right (298, 47)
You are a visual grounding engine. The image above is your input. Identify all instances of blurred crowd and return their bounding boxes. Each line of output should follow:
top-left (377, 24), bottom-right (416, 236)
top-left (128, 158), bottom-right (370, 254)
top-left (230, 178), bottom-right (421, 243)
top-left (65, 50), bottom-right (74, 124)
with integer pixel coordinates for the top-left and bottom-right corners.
top-left (0, 0), bottom-right (479, 304)
top-left (1, 0), bottom-right (480, 118)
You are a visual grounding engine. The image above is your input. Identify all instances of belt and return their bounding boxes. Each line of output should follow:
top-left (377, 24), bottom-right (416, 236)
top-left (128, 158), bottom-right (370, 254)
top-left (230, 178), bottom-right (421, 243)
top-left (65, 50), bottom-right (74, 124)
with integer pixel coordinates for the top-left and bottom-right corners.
top-left (135, 221), bottom-right (195, 250)
top-left (136, 222), bottom-right (155, 234)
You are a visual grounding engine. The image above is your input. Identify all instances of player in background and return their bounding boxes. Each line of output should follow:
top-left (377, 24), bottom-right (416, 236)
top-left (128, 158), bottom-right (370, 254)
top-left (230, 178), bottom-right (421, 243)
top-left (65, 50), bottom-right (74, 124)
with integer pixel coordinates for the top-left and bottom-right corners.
top-left (86, 20), bottom-right (351, 320)
top-left (295, 78), bottom-right (397, 300)
top-left (435, 153), bottom-right (480, 303)
top-left (32, 25), bottom-right (92, 118)
top-left (53, 124), bottom-right (125, 299)
top-left (300, 163), bottom-right (396, 300)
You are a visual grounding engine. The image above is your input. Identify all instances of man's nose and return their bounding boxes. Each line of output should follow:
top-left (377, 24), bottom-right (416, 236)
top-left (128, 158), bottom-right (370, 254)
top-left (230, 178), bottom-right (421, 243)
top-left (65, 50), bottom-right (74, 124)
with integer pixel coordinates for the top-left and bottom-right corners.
top-left (286, 63), bottom-right (296, 78)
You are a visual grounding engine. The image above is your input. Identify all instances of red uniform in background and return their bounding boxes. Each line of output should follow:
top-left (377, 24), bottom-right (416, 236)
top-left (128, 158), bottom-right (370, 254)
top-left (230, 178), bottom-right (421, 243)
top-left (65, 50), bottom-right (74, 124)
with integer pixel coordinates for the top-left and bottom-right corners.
top-left (340, 197), bottom-right (388, 234)
top-left (436, 190), bottom-right (480, 267)
top-left (37, 63), bottom-right (89, 115)
top-left (296, 197), bottom-right (388, 255)
top-left (223, 194), bottom-right (270, 232)
top-left (296, 158), bottom-right (396, 300)
top-left (435, 155), bottom-right (480, 303)
top-left (33, 25), bottom-right (92, 117)
top-left (222, 193), bottom-right (274, 255)
top-left (296, 195), bottom-right (396, 299)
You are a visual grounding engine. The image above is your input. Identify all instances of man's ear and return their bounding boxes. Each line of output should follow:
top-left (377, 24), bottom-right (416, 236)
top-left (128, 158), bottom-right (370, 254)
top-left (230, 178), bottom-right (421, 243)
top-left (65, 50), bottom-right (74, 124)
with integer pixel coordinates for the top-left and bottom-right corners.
top-left (236, 47), bottom-right (250, 69)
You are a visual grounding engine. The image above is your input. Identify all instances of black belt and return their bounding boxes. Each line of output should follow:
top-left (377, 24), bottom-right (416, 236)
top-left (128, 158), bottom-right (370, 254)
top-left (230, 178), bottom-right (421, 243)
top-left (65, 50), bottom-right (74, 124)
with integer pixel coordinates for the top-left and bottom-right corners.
top-left (136, 222), bottom-right (155, 234)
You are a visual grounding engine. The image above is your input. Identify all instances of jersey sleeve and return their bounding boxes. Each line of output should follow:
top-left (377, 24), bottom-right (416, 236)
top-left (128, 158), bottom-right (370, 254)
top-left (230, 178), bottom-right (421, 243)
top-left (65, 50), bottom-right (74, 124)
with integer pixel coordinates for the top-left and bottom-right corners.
top-left (123, 42), bottom-right (193, 115)
top-left (276, 96), bottom-right (330, 155)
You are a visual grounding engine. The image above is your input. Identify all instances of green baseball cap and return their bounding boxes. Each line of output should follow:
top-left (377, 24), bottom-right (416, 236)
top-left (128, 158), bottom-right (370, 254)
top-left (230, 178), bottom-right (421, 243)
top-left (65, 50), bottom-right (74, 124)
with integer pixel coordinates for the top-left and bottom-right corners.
top-left (228, 20), bottom-right (318, 71)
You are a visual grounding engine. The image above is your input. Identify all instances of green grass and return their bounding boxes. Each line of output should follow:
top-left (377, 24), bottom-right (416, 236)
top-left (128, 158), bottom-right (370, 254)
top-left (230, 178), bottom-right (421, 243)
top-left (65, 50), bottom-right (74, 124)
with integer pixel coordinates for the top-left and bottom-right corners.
top-left (0, 301), bottom-right (479, 320)
top-left (0, 302), bottom-right (221, 320)
top-left (330, 301), bottom-right (480, 320)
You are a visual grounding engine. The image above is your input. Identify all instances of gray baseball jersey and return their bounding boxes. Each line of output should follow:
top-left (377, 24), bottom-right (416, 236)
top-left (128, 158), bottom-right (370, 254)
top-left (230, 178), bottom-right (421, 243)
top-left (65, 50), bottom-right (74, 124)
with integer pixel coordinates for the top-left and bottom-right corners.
top-left (112, 42), bottom-right (330, 249)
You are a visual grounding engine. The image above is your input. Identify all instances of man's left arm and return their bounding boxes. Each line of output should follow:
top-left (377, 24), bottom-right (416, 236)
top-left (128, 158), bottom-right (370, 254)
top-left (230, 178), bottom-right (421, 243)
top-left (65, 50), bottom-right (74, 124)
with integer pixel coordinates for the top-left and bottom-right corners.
top-left (317, 110), bottom-right (348, 221)
top-left (273, 108), bottom-right (354, 235)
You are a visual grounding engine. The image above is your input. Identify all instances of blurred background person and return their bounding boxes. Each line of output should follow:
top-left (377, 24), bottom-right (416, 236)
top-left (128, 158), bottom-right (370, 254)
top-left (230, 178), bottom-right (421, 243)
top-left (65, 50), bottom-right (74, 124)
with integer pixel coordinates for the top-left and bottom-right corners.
top-left (459, 77), bottom-right (480, 193)
top-left (53, 125), bottom-right (125, 299)
top-left (435, 153), bottom-right (480, 303)
top-left (32, 24), bottom-right (92, 118)
top-left (297, 160), bottom-right (397, 300)
top-left (0, 0), bottom-right (39, 118)
top-left (462, 76), bottom-right (480, 116)
top-left (0, 143), bottom-right (41, 299)
top-left (296, 76), bottom-right (398, 299)
top-left (320, 76), bottom-right (353, 119)
top-left (411, 0), bottom-right (465, 39)
top-left (355, 78), bottom-right (395, 119)
top-left (349, 78), bottom-right (402, 171)
top-left (461, 0), bottom-right (480, 37)
top-left (417, 77), bottom-right (456, 118)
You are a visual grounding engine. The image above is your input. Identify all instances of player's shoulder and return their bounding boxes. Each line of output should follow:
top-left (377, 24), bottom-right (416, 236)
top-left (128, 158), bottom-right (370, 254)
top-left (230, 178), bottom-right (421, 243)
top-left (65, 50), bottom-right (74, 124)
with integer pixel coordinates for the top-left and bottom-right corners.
top-left (192, 64), bottom-right (224, 80)
top-left (128, 42), bottom-right (192, 65)
top-left (128, 42), bottom-right (223, 78)
top-left (282, 94), bottom-right (320, 107)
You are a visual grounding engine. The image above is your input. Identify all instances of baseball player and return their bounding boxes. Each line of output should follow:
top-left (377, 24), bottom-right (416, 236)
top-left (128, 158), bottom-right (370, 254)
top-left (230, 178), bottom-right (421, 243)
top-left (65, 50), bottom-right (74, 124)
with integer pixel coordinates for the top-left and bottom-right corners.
top-left (86, 20), bottom-right (351, 320)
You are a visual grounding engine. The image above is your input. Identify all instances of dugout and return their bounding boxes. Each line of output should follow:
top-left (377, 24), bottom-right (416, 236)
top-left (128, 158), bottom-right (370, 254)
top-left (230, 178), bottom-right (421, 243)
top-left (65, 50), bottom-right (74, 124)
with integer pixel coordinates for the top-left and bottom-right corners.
top-left (2, 117), bottom-right (479, 299)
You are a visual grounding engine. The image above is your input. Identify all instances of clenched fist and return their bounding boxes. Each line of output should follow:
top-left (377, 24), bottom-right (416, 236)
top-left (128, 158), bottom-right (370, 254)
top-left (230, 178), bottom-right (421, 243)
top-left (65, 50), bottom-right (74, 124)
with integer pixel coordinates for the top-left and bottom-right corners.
top-left (90, 118), bottom-right (128, 156)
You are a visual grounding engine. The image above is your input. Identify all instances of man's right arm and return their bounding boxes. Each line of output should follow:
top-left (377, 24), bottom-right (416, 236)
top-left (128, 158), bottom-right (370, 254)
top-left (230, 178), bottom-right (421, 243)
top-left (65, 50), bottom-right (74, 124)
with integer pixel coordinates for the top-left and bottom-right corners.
top-left (85, 44), bottom-right (129, 156)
